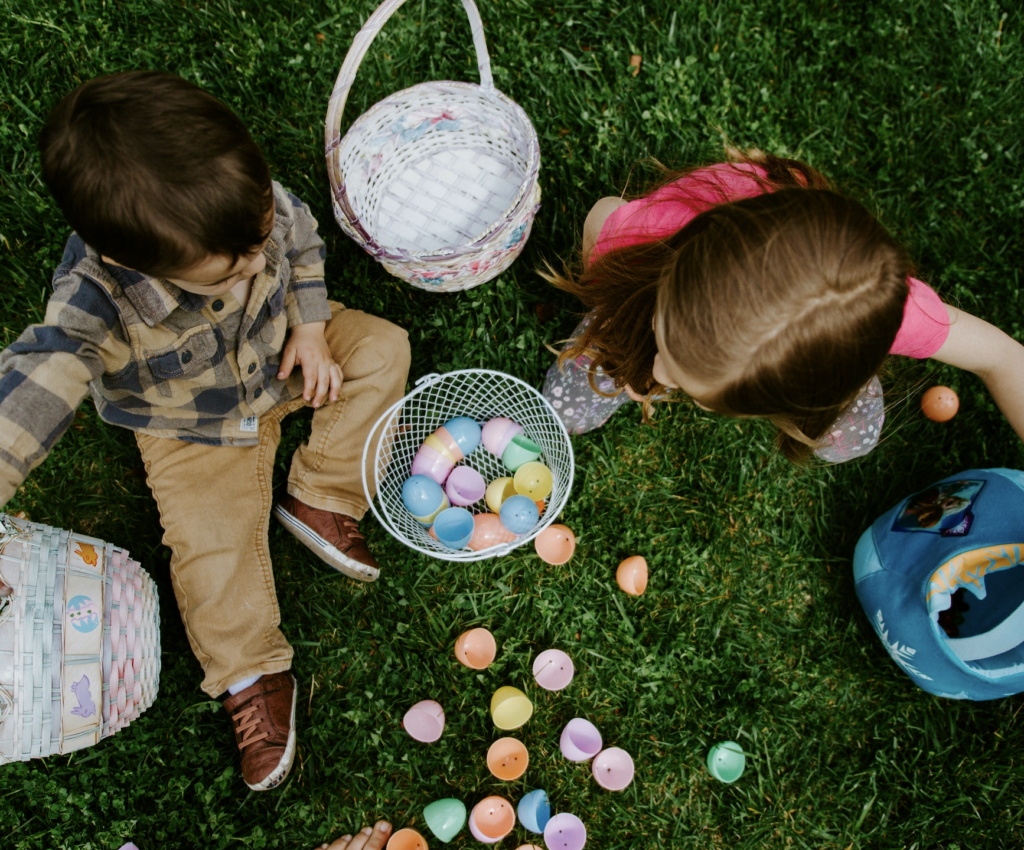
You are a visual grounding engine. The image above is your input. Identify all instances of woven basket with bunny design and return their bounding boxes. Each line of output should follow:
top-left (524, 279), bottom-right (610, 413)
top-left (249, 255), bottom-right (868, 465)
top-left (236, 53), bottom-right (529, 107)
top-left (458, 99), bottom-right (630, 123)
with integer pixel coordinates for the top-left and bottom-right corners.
top-left (0, 515), bottom-right (160, 763)
top-left (326, 0), bottom-right (541, 292)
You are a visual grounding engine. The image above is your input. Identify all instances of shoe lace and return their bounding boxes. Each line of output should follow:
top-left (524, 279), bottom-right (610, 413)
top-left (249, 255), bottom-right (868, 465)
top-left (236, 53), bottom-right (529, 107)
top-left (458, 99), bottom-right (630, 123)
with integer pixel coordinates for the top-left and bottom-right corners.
top-left (231, 703), bottom-right (269, 750)
top-left (339, 518), bottom-right (363, 540)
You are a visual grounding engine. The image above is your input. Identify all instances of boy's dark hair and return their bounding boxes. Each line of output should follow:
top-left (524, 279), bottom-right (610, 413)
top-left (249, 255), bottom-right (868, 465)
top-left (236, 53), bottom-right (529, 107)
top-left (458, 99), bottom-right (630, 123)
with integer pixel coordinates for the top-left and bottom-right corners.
top-left (40, 70), bottom-right (274, 277)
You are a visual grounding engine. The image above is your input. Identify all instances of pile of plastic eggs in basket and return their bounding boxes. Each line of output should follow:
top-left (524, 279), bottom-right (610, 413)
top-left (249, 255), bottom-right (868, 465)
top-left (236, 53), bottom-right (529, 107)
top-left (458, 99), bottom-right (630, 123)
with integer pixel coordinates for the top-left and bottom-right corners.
top-left (400, 416), bottom-right (554, 551)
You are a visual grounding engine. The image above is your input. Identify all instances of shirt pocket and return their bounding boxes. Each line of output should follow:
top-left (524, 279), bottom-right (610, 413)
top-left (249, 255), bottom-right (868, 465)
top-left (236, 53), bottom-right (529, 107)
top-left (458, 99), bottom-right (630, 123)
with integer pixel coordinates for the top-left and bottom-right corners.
top-left (144, 325), bottom-right (220, 383)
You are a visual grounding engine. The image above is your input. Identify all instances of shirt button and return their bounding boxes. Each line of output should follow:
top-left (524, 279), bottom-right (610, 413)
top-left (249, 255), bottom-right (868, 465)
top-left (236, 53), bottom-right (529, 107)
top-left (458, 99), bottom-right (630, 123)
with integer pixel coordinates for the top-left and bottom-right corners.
top-left (212, 299), bottom-right (225, 312)
top-left (248, 363), bottom-right (257, 374)
top-left (253, 387), bottom-right (263, 399)
top-left (180, 351), bottom-right (193, 364)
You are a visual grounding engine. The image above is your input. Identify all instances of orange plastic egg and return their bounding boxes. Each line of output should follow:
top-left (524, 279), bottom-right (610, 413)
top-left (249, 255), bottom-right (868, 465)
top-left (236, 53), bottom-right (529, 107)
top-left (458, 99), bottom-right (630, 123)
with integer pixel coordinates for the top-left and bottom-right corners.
top-left (921, 386), bottom-right (959, 422)
top-left (468, 513), bottom-right (517, 551)
top-left (616, 556), bottom-right (648, 596)
top-left (486, 737), bottom-right (530, 780)
top-left (454, 627), bottom-right (497, 669)
top-left (534, 524), bottom-right (576, 565)
top-left (472, 796), bottom-right (516, 839)
top-left (386, 828), bottom-right (429, 850)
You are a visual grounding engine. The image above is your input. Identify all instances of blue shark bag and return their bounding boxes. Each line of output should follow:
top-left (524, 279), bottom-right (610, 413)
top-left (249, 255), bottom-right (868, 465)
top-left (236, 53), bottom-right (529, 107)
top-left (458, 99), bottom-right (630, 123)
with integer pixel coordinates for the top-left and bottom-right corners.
top-left (854, 468), bottom-right (1024, 700)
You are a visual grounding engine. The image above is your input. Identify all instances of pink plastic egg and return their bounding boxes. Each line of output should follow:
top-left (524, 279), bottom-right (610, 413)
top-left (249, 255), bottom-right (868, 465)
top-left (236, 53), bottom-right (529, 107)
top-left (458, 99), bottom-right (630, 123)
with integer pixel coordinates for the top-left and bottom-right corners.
top-left (482, 417), bottom-right (524, 458)
top-left (445, 466), bottom-right (487, 507)
top-left (411, 444), bottom-right (455, 485)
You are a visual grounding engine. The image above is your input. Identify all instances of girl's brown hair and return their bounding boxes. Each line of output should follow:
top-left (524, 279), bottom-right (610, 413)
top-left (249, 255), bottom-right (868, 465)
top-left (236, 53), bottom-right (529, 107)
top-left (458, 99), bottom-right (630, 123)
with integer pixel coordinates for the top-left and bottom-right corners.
top-left (545, 152), bottom-right (912, 462)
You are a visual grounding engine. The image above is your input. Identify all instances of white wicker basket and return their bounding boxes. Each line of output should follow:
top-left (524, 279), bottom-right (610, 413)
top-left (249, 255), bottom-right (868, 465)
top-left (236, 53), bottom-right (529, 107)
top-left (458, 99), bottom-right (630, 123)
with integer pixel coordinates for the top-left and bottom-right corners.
top-left (326, 0), bottom-right (541, 292)
top-left (362, 370), bottom-right (574, 560)
top-left (0, 516), bottom-right (161, 763)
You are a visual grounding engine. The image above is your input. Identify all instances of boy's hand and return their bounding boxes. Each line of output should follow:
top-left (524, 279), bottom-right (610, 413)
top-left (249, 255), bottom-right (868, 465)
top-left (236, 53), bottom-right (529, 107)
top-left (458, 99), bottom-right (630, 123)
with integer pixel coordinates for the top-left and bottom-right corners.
top-left (278, 321), bottom-right (343, 408)
top-left (317, 822), bottom-right (391, 850)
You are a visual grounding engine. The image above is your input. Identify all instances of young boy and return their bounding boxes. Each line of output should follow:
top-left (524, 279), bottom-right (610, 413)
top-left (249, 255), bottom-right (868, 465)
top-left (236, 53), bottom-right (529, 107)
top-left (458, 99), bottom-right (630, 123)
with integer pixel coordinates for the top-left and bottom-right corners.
top-left (0, 71), bottom-right (411, 790)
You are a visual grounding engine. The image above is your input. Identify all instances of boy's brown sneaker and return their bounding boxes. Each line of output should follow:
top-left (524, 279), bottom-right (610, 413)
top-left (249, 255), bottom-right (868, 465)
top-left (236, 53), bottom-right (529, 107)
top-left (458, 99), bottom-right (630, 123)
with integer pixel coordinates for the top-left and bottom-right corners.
top-left (223, 671), bottom-right (297, 791)
top-left (274, 495), bottom-right (380, 582)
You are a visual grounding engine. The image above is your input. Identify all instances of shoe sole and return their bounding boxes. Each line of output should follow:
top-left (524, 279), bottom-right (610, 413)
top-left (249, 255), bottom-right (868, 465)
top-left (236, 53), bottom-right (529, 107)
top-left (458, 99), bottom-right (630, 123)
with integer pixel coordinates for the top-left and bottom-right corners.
top-left (273, 505), bottom-right (380, 583)
top-left (247, 674), bottom-right (297, 791)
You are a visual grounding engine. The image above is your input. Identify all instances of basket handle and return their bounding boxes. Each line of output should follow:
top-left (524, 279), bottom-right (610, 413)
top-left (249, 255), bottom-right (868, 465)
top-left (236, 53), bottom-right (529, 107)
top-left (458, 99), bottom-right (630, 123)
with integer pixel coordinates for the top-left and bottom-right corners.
top-left (326, 0), bottom-right (494, 154)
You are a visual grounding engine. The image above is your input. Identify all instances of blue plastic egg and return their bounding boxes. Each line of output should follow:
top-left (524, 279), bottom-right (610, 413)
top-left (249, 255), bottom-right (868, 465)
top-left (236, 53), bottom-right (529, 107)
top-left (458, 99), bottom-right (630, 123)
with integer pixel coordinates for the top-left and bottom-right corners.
top-left (443, 417), bottom-right (482, 456)
top-left (499, 495), bottom-right (540, 535)
top-left (433, 507), bottom-right (475, 549)
top-left (517, 789), bottom-right (551, 834)
top-left (402, 475), bottom-right (446, 519)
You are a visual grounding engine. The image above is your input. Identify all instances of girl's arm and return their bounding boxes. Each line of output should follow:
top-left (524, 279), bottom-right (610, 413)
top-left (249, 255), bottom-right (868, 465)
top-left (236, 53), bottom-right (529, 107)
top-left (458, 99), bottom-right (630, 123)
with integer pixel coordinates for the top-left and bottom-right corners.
top-left (582, 197), bottom-right (627, 265)
top-left (930, 305), bottom-right (1024, 442)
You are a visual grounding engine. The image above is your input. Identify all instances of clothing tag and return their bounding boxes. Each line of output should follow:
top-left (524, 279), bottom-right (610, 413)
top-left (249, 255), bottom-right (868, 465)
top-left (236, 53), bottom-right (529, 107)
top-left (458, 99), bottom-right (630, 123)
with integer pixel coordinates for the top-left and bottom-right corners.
top-left (240, 416), bottom-right (259, 433)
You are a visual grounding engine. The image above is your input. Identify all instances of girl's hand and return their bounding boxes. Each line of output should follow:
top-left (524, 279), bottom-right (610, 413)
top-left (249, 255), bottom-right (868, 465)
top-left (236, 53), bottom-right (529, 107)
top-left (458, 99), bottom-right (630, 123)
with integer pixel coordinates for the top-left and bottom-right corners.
top-left (624, 384), bottom-right (646, 403)
top-left (317, 822), bottom-right (391, 850)
top-left (278, 321), bottom-right (343, 408)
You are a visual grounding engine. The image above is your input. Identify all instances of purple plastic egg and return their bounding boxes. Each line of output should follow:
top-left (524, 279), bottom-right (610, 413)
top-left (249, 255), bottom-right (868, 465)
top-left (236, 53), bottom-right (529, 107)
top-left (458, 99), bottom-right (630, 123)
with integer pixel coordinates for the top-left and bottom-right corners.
top-left (410, 444), bottom-right (455, 485)
top-left (482, 417), bottom-right (524, 458)
top-left (445, 466), bottom-right (487, 507)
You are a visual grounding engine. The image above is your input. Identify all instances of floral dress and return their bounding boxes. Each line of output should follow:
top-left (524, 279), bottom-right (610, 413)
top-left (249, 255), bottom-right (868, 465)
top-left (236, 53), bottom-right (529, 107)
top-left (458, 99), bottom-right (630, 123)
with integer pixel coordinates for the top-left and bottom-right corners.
top-left (542, 314), bottom-right (885, 463)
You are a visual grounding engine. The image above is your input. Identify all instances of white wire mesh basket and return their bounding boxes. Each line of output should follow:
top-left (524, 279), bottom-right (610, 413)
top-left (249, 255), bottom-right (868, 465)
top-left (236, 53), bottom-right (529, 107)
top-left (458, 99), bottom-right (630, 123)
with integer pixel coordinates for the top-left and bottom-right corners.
top-left (326, 0), bottom-right (541, 292)
top-left (362, 370), bottom-right (574, 560)
top-left (0, 515), bottom-right (161, 763)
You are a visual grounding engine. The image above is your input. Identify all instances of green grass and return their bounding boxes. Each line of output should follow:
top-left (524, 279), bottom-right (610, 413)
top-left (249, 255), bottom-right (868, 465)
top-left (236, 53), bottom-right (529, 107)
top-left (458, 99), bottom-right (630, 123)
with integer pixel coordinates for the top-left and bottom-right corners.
top-left (1, 0), bottom-right (1023, 847)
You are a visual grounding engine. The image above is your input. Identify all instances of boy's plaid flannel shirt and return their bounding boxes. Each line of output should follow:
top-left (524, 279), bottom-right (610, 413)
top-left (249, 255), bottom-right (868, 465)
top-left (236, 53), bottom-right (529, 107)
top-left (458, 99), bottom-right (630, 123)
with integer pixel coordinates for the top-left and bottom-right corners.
top-left (0, 182), bottom-right (333, 505)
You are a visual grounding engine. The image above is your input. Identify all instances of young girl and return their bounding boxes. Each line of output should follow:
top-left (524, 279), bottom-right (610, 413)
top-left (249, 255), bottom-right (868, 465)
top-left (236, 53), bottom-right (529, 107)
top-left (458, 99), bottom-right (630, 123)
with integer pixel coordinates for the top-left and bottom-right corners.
top-left (542, 153), bottom-right (1024, 462)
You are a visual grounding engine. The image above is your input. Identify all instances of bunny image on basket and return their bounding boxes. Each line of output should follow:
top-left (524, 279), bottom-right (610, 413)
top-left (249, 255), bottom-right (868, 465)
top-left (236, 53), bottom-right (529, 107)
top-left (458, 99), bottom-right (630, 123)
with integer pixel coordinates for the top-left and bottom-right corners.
top-left (326, 0), bottom-right (541, 292)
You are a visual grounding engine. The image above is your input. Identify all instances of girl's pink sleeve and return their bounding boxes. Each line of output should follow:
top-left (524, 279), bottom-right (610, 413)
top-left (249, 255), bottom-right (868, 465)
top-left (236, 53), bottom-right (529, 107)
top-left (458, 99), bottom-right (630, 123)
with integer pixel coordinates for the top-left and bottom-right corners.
top-left (889, 278), bottom-right (950, 358)
top-left (592, 163), bottom-right (769, 260)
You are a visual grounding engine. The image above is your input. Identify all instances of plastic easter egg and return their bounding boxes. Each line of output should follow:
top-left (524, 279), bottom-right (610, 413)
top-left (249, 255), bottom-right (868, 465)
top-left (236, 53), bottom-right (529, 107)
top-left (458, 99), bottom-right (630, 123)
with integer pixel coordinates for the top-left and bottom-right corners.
top-left (433, 507), bottom-right (475, 549)
top-left (482, 417), bottom-right (524, 457)
top-left (467, 810), bottom-right (500, 845)
top-left (443, 417), bottom-right (482, 456)
top-left (432, 426), bottom-right (464, 462)
top-left (424, 433), bottom-right (459, 464)
top-left (543, 813), bottom-right (587, 850)
top-left (616, 556), bottom-right (648, 596)
top-left (517, 790), bottom-right (551, 834)
top-left (411, 494), bottom-right (449, 526)
top-left (922, 385), bottom-right (959, 422)
top-left (536, 500), bottom-right (546, 516)
top-left (559, 718), bottom-right (602, 762)
top-left (534, 525), bottom-right (575, 565)
top-left (502, 434), bottom-right (543, 472)
top-left (487, 737), bottom-right (530, 780)
top-left (386, 828), bottom-right (429, 850)
top-left (423, 798), bottom-right (467, 843)
top-left (491, 686), bottom-right (534, 730)
top-left (402, 476), bottom-right (447, 524)
top-left (468, 513), bottom-right (517, 552)
top-left (592, 747), bottom-right (635, 790)
top-left (532, 649), bottom-right (574, 691)
top-left (411, 444), bottom-right (455, 485)
top-left (445, 466), bottom-right (486, 507)
top-left (403, 699), bottom-right (445, 743)
top-left (514, 462), bottom-right (553, 501)
top-left (499, 495), bottom-right (540, 535)
top-left (472, 796), bottom-right (516, 840)
top-left (485, 477), bottom-right (518, 513)
top-left (706, 741), bottom-right (746, 783)
top-left (454, 627), bottom-right (497, 669)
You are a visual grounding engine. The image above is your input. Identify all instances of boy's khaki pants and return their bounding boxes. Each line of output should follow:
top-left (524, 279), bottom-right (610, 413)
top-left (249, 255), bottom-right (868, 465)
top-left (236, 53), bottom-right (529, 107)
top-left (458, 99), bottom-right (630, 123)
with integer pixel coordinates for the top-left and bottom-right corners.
top-left (136, 303), bottom-right (410, 697)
